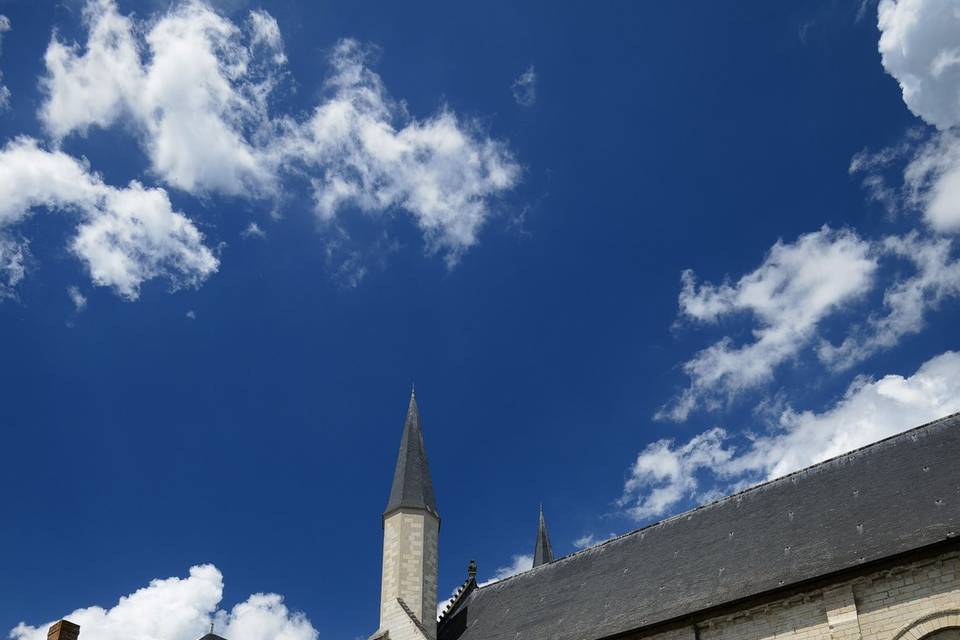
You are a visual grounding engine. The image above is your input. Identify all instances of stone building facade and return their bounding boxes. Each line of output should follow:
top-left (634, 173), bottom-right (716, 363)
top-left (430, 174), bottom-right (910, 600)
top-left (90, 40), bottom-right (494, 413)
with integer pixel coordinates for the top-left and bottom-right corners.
top-left (368, 392), bottom-right (960, 640)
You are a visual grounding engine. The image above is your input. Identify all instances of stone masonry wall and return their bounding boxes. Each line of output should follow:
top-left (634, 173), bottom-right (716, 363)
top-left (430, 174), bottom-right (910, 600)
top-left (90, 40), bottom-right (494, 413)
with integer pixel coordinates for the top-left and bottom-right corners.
top-left (625, 549), bottom-right (960, 640)
top-left (380, 509), bottom-right (440, 639)
top-left (379, 599), bottom-right (429, 640)
top-left (421, 513), bottom-right (439, 639)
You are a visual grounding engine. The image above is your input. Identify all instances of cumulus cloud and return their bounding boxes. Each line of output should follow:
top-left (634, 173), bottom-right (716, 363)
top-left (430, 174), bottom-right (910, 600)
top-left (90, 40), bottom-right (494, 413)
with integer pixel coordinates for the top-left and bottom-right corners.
top-left (872, 0), bottom-right (960, 232)
top-left (0, 137), bottom-right (218, 299)
top-left (41, 0), bottom-right (278, 196)
top-left (274, 40), bottom-right (520, 263)
top-left (478, 554), bottom-right (533, 586)
top-left (660, 227), bottom-right (877, 420)
top-left (819, 232), bottom-right (960, 368)
top-left (512, 66), bottom-right (536, 107)
top-left (40, 1), bottom-right (520, 264)
top-left (878, 0), bottom-right (960, 130)
top-left (10, 564), bottom-right (317, 640)
top-left (623, 351), bottom-right (960, 520)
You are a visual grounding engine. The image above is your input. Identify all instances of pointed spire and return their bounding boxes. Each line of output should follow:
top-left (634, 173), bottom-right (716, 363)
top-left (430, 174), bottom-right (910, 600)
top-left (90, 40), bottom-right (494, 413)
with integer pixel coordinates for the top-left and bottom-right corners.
top-left (533, 504), bottom-right (554, 567)
top-left (384, 389), bottom-right (439, 519)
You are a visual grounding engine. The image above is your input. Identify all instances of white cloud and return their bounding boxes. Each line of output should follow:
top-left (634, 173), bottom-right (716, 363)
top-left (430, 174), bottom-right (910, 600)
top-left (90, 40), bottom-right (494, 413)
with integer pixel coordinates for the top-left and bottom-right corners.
top-left (41, 0), bottom-right (278, 196)
top-left (660, 227), bottom-right (877, 420)
top-left (478, 554), bottom-right (533, 586)
top-left (902, 131), bottom-right (960, 232)
top-left (819, 232), bottom-right (960, 368)
top-left (0, 15), bottom-right (11, 110)
top-left (618, 428), bottom-right (736, 520)
top-left (623, 351), bottom-right (960, 520)
top-left (512, 66), bottom-right (536, 107)
top-left (248, 9), bottom-right (286, 65)
top-left (241, 221), bottom-right (266, 238)
top-left (40, 2), bottom-right (520, 265)
top-left (849, 137), bottom-right (920, 216)
top-left (878, 0), bottom-right (960, 130)
top-left (572, 532), bottom-right (616, 549)
top-left (875, 0), bottom-right (960, 232)
top-left (0, 137), bottom-right (218, 299)
top-left (274, 40), bottom-right (520, 264)
top-left (67, 285), bottom-right (87, 311)
top-left (10, 564), bottom-right (317, 640)
top-left (0, 234), bottom-right (27, 299)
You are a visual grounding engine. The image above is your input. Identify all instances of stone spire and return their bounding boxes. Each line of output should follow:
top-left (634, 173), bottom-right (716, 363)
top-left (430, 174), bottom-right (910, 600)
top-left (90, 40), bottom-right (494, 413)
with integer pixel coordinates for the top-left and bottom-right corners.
top-left (384, 387), bottom-right (439, 519)
top-left (533, 504), bottom-right (554, 567)
top-left (376, 389), bottom-right (440, 640)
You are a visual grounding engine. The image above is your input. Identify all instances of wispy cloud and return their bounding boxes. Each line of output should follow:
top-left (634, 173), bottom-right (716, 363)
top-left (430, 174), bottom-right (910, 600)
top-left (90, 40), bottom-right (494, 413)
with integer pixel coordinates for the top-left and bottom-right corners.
top-left (67, 285), bottom-right (87, 312)
top-left (0, 15), bottom-right (11, 110)
top-left (0, 234), bottom-right (27, 300)
top-left (241, 222), bottom-right (266, 239)
top-left (660, 227), bottom-right (877, 421)
top-left (819, 233), bottom-right (960, 369)
top-left (478, 553), bottom-right (533, 586)
top-left (626, 351), bottom-right (960, 520)
top-left (511, 65), bottom-right (536, 107)
top-left (572, 532), bottom-right (616, 549)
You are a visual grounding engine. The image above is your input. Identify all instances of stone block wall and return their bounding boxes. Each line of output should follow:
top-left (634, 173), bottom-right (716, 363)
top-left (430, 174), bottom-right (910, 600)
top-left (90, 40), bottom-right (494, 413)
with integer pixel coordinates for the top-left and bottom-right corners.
top-left (380, 509), bottom-right (440, 639)
top-left (629, 549), bottom-right (960, 640)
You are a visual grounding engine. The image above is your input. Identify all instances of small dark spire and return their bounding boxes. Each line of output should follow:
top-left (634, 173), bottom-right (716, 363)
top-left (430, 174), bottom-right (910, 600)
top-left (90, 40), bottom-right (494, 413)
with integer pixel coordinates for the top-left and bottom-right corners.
top-left (533, 504), bottom-right (554, 567)
top-left (384, 390), bottom-right (439, 519)
top-left (467, 559), bottom-right (477, 580)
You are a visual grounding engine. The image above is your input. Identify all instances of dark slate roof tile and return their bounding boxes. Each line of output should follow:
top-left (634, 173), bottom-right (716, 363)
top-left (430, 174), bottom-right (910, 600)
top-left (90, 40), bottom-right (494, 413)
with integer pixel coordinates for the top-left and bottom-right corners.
top-left (438, 413), bottom-right (960, 640)
top-left (385, 390), bottom-right (439, 518)
top-left (533, 506), bottom-right (554, 568)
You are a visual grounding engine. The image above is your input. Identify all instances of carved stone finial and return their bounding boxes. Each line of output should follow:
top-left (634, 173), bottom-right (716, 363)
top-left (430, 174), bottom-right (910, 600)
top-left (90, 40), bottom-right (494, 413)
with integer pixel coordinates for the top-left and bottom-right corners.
top-left (468, 559), bottom-right (477, 580)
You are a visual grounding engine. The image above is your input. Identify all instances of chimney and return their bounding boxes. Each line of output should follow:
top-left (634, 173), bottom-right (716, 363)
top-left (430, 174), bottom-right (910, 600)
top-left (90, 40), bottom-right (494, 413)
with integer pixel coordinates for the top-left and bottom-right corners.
top-left (47, 621), bottom-right (79, 640)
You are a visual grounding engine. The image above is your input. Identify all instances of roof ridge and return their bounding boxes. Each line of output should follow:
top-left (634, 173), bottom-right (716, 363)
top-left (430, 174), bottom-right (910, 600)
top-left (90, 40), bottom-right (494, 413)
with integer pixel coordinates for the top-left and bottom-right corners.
top-left (437, 575), bottom-right (478, 628)
top-left (474, 411), bottom-right (960, 591)
top-left (396, 598), bottom-right (430, 637)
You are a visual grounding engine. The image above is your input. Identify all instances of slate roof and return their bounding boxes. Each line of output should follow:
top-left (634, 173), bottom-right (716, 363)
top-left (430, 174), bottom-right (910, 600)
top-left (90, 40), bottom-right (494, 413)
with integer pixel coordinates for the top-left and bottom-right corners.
top-left (533, 506), bottom-right (554, 567)
top-left (438, 413), bottom-right (960, 640)
top-left (385, 390), bottom-right (439, 519)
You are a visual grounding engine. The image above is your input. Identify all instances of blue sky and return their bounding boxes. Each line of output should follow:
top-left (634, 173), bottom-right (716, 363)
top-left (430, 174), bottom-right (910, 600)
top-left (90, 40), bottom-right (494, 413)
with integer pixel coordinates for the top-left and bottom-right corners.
top-left (3, 1), bottom-right (960, 639)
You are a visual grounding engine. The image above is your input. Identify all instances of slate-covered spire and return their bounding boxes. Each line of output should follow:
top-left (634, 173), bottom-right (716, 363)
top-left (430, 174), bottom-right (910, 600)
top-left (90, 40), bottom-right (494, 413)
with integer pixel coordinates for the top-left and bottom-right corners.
top-left (533, 504), bottom-right (554, 567)
top-left (384, 387), bottom-right (439, 519)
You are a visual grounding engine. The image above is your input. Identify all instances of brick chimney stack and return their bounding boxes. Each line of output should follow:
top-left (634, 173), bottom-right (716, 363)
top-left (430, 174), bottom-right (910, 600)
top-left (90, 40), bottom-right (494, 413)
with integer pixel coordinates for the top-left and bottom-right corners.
top-left (47, 621), bottom-right (79, 640)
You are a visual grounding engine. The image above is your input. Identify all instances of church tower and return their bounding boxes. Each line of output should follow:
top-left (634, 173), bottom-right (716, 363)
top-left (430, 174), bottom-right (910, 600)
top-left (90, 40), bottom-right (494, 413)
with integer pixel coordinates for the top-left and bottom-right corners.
top-left (375, 389), bottom-right (440, 640)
